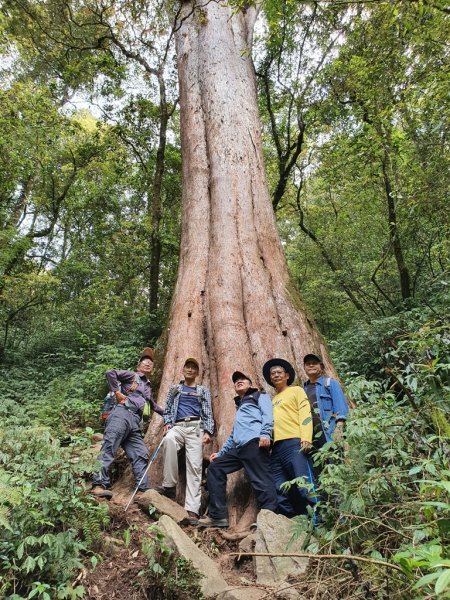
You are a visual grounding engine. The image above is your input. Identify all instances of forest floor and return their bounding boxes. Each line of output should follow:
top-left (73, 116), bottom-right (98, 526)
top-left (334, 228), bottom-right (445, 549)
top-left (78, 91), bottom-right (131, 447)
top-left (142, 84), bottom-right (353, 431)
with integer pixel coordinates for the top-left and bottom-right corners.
top-left (82, 495), bottom-right (260, 600)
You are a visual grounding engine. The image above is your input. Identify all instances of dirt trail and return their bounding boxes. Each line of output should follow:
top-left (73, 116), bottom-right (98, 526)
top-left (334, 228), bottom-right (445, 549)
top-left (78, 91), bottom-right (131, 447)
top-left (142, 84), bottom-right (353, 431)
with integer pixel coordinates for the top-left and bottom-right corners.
top-left (82, 495), bottom-right (258, 600)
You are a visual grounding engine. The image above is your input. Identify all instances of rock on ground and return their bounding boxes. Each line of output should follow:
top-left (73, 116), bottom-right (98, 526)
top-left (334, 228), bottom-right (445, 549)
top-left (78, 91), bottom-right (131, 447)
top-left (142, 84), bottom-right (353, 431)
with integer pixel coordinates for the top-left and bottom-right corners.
top-left (254, 510), bottom-right (309, 589)
top-left (136, 490), bottom-right (189, 524)
top-left (157, 514), bottom-right (229, 598)
top-left (216, 588), bottom-right (267, 600)
top-left (238, 532), bottom-right (257, 554)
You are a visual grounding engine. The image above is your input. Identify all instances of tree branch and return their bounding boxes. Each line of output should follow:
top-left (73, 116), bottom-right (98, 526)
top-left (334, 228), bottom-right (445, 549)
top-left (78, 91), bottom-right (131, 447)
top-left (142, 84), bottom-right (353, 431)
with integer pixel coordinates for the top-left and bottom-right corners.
top-left (229, 551), bottom-right (404, 573)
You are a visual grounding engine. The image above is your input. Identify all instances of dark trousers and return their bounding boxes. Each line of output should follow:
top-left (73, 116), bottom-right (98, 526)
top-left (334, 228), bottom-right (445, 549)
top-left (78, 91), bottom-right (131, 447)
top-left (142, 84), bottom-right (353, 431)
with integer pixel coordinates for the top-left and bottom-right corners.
top-left (207, 438), bottom-right (278, 519)
top-left (271, 438), bottom-right (318, 518)
top-left (93, 405), bottom-right (150, 490)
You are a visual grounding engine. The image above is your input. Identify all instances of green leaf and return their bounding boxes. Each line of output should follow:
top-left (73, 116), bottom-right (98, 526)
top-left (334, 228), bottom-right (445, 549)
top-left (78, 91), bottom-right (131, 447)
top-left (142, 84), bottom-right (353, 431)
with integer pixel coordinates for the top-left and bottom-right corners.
top-left (23, 555), bottom-right (36, 573)
top-left (408, 465), bottom-right (422, 475)
top-left (152, 562), bottom-right (165, 574)
top-left (17, 542), bottom-right (24, 559)
top-left (413, 571), bottom-right (440, 589)
top-left (435, 569), bottom-right (450, 595)
top-left (421, 502), bottom-right (450, 510)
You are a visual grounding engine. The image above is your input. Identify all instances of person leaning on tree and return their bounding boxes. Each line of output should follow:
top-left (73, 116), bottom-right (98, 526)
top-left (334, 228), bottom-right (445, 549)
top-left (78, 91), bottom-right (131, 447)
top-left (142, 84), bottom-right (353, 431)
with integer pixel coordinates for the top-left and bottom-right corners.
top-left (161, 358), bottom-right (214, 525)
top-left (91, 347), bottom-right (164, 499)
top-left (263, 358), bottom-right (318, 519)
top-left (303, 353), bottom-right (349, 464)
top-left (198, 371), bottom-right (278, 528)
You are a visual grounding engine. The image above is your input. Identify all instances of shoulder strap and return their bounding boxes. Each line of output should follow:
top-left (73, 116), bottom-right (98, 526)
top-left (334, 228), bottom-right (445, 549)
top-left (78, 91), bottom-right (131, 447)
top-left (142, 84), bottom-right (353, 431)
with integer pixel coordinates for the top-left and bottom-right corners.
top-left (129, 373), bottom-right (140, 393)
top-left (325, 377), bottom-right (331, 390)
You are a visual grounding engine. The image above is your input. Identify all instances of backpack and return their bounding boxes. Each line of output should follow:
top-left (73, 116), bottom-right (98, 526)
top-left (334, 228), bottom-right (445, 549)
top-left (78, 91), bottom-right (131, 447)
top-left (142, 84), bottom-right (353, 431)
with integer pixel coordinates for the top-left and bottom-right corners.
top-left (234, 390), bottom-right (262, 409)
top-left (101, 374), bottom-right (140, 422)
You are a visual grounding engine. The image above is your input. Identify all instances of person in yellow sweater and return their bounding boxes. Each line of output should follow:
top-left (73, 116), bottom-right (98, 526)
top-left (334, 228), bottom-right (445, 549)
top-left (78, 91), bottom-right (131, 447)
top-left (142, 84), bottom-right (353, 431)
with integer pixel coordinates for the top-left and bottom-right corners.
top-left (263, 358), bottom-right (318, 518)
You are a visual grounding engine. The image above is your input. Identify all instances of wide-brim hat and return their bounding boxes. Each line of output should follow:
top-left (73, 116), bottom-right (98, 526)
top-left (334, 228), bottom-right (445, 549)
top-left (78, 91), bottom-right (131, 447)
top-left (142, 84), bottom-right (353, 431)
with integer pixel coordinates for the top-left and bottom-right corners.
top-left (262, 358), bottom-right (296, 387)
top-left (232, 371), bottom-right (252, 384)
top-left (184, 357), bottom-right (200, 370)
top-left (139, 347), bottom-right (154, 362)
top-left (303, 353), bottom-right (324, 365)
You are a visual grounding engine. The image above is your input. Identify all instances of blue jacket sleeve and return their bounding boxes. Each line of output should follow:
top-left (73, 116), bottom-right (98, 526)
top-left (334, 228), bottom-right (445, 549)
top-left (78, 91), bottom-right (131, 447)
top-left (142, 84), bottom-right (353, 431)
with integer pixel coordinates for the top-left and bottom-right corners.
top-left (217, 432), bottom-right (235, 457)
top-left (330, 379), bottom-right (349, 421)
top-left (258, 392), bottom-right (274, 438)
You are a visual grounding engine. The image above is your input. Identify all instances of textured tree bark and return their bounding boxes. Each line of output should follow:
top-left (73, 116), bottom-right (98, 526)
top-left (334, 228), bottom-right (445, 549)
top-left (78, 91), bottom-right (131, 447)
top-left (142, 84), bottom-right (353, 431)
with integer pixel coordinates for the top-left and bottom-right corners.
top-left (142, 1), bottom-right (336, 528)
top-left (148, 73), bottom-right (169, 315)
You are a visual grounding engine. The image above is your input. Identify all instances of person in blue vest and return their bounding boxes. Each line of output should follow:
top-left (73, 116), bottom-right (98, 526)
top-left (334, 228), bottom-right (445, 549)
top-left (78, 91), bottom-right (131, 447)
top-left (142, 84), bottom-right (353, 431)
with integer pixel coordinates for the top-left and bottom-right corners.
top-left (198, 371), bottom-right (277, 528)
top-left (161, 358), bottom-right (214, 525)
top-left (303, 353), bottom-right (349, 455)
top-left (91, 347), bottom-right (164, 499)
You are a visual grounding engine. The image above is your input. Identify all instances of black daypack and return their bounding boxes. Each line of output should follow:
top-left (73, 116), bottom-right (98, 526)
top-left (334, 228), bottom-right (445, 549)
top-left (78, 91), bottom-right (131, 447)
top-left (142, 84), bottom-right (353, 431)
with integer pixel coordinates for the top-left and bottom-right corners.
top-left (234, 390), bottom-right (262, 409)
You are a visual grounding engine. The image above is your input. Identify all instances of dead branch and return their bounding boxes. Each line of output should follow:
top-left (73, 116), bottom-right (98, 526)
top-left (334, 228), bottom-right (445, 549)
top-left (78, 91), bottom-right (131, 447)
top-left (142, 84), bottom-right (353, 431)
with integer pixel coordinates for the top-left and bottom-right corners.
top-left (228, 551), bottom-right (404, 573)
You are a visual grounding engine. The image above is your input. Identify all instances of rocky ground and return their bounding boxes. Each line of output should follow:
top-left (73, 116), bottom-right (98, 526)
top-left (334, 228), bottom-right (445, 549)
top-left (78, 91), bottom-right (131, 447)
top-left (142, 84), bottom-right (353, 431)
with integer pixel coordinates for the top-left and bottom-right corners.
top-left (80, 488), bottom-right (314, 600)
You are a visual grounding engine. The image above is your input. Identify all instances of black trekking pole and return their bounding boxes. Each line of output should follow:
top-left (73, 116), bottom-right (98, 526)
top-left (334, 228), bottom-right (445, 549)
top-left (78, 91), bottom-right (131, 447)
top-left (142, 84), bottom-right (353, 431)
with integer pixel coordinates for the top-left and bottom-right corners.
top-left (124, 435), bottom-right (165, 512)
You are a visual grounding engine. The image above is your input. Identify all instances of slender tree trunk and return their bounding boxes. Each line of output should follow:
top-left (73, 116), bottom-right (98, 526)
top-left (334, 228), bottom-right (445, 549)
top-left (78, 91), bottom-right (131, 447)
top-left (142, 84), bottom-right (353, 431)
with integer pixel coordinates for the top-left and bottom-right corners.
top-left (381, 150), bottom-right (412, 301)
top-left (295, 184), bottom-right (366, 314)
top-left (141, 1), bottom-right (337, 526)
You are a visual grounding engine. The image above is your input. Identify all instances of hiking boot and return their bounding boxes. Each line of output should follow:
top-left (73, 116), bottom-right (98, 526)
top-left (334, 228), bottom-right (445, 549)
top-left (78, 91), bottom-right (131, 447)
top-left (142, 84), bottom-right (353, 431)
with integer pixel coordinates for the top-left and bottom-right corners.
top-left (197, 516), bottom-right (228, 528)
top-left (187, 511), bottom-right (199, 525)
top-left (162, 486), bottom-right (176, 500)
top-left (90, 486), bottom-right (113, 500)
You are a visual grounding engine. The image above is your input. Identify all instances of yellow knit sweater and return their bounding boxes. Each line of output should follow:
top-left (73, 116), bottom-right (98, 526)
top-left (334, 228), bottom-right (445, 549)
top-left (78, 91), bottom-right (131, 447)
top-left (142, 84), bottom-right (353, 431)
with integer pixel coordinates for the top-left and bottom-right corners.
top-left (272, 385), bottom-right (313, 443)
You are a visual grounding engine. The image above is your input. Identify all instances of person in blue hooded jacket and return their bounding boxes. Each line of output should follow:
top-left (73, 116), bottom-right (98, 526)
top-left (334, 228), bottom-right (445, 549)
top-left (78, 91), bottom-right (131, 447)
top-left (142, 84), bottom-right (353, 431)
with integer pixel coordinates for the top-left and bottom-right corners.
top-left (303, 353), bottom-right (349, 452)
top-left (198, 371), bottom-right (278, 528)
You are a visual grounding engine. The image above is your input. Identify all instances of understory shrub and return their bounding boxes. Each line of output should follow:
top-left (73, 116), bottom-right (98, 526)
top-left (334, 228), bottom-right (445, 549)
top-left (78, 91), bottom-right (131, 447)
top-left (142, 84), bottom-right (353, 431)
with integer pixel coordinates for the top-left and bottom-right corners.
top-left (0, 398), bottom-right (109, 599)
top-left (140, 526), bottom-right (204, 600)
top-left (293, 315), bottom-right (450, 598)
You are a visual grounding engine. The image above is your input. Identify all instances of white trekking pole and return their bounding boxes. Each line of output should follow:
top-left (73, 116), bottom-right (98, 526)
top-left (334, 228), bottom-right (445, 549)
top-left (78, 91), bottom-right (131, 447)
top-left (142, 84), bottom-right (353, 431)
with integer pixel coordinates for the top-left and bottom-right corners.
top-left (124, 436), bottom-right (165, 512)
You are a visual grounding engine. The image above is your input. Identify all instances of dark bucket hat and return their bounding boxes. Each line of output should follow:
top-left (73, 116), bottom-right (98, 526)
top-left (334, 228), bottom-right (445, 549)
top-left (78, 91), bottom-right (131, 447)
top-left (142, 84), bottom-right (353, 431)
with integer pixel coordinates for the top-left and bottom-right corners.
top-left (262, 358), bottom-right (296, 387)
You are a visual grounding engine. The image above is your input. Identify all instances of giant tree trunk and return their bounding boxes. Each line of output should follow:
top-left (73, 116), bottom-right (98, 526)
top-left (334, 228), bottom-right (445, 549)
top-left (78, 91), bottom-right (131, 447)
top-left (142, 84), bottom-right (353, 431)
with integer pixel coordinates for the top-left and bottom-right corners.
top-left (143, 1), bottom-right (335, 528)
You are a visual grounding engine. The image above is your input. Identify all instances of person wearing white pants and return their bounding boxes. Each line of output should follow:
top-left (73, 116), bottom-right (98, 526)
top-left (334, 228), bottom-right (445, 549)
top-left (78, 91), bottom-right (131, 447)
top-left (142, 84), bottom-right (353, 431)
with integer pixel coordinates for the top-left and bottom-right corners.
top-left (162, 358), bottom-right (214, 524)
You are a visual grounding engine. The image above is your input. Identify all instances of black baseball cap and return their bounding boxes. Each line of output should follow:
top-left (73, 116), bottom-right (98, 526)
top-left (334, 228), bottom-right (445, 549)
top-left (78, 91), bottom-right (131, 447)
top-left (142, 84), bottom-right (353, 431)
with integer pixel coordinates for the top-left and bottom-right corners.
top-left (303, 353), bottom-right (324, 364)
top-left (232, 371), bottom-right (252, 384)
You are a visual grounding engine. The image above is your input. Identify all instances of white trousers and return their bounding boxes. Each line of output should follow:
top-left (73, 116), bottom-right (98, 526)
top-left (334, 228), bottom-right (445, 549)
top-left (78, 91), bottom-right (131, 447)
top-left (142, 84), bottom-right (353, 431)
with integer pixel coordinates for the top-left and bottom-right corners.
top-left (162, 421), bottom-right (203, 514)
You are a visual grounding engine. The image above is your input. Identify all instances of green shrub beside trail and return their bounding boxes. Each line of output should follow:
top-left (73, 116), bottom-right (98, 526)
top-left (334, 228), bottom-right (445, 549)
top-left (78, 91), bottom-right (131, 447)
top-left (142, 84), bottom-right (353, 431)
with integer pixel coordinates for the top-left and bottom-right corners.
top-left (294, 314), bottom-right (450, 598)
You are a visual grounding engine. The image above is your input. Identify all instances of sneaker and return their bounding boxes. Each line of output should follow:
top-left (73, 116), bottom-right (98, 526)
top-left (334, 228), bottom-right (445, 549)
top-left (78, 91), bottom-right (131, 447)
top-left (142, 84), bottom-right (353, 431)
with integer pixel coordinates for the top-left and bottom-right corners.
top-left (90, 486), bottom-right (113, 499)
top-left (187, 511), bottom-right (199, 525)
top-left (162, 486), bottom-right (176, 499)
top-left (197, 516), bottom-right (228, 528)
